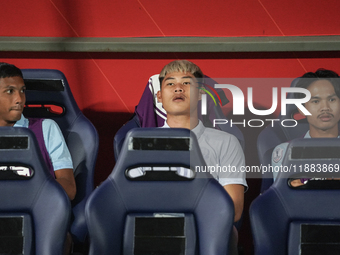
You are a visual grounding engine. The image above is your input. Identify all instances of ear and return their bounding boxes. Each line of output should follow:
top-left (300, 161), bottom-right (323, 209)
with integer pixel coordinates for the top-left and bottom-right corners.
top-left (156, 90), bottom-right (162, 103)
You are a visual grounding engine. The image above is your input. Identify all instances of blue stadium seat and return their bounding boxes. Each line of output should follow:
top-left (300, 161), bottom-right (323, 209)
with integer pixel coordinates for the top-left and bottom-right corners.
top-left (114, 74), bottom-right (244, 161)
top-left (0, 127), bottom-right (71, 255)
top-left (21, 69), bottom-right (99, 246)
top-left (251, 138), bottom-right (340, 255)
top-left (86, 128), bottom-right (235, 255)
top-left (257, 78), bottom-right (309, 193)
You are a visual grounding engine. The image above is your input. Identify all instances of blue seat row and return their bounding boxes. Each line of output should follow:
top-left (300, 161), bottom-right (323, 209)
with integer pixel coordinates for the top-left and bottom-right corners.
top-left (0, 127), bottom-right (235, 255)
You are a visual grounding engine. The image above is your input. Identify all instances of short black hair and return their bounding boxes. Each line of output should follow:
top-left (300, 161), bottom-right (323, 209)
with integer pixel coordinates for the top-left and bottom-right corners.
top-left (0, 62), bottom-right (23, 79)
top-left (295, 69), bottom-right (340, 98)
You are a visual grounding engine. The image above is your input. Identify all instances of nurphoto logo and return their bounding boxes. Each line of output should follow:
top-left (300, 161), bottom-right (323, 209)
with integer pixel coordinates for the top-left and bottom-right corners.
top-left (199, 78), bottom-right (312, 128)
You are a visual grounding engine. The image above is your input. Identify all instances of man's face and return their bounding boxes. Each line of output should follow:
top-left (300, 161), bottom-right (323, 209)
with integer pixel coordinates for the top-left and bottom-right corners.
top-left (0, 76), bottom-right (26, 126)
top-left (301, 79), bottom-right (340, 135)
top-left (156, 72), bottom-right (201, 117)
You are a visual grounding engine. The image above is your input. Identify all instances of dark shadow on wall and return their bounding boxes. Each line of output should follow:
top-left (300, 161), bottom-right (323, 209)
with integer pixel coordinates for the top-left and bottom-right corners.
top-left (82, 109), bottom-right (133, 186)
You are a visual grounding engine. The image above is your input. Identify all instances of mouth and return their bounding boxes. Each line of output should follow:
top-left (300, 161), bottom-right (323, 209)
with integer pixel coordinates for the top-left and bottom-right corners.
top-left (318, 114), bottom-right (333, 122)
top-left (10, 106), bottom-right (23, 111)
top-left (172, 95), bottom-right (185, 102)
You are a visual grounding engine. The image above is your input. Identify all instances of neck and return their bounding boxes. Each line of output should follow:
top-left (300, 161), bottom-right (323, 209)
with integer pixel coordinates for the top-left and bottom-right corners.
top-left (309, 126), bottom-right (339, 138)
top-left (166, 114), bottom-right (199, 130)
top-left (0, 120), bottom-right (16, 127)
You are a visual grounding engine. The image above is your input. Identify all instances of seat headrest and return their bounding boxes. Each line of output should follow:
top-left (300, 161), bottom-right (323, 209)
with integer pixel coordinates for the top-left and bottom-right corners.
top-left (0, 127), bottom-right (53, 181)
top-left (264, 138), bottom-right (340, 221)
top-left (113, 128), bottom-right (210, 179)
top-left (280, 77), bottom-right (302, 118)
top-left (22, 69), bottom-right (81, 131)
top-left (276, 138), bottom-right (340, 182)
top-left (276, 77), bottom-right (310, 141)
top-left (148, 74), bottom-right (167, 122)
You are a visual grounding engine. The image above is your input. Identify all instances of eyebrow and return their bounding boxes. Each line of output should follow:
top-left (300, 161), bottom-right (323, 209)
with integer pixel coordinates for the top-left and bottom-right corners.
top-left (328, 93), bottom-right (337, 98)
top-left (164, 76), bottom-right (194, 82)
top-left (310, 93), bottom-right (337, 99)
top-left (1, 85), bottom-right (26, 90)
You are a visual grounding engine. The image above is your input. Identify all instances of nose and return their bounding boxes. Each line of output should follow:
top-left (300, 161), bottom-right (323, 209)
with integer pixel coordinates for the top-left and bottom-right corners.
top-left (14, 91), bottom-right (25, 105)
top-left (320, 100), bottom-right (330, 112)
top-left (174, 83), bottom-right (184, 93)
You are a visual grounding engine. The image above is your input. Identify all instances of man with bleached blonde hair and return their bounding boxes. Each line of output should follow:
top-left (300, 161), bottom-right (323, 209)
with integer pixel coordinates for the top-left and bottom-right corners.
top-left (157, 60), bottom-right (247, 223)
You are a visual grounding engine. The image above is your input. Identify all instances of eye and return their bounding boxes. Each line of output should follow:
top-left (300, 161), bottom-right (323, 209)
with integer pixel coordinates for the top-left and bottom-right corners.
top-left (166, 82), bottom-right (174, 86)
top-left (183, 81), bottom-right (191, 85)
top-left (20, 88), bottom-right (26, 93)
top-left (311, 100), bottom-right (319, 104)
top-left (5, 89), bottom-right (13, 94)
top-left (329, 97), bottom-right (337, 102)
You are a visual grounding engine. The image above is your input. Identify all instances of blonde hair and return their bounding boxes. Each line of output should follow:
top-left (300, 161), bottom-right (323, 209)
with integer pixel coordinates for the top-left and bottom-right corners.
top-left (159, 60), bottom-right (204, 86)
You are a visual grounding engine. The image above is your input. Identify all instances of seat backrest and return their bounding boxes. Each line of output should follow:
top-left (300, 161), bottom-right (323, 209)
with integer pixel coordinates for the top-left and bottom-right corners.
top-left (251, 138), bottom-right (340, 255)
top-left (0, 127), bottom-right (70, 255)
top-left (22, 69), bottom-right (99, 244)
top-left (86, 128), bottom-right (235, 255)
top-left (114, 74), bottom-right (244, 160)
top-left (257, 77), bottom-right (310, 193)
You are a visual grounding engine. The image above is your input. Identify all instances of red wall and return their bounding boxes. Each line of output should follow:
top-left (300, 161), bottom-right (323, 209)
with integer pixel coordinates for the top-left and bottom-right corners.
top-left (2, 0), bottom-right (340, 37)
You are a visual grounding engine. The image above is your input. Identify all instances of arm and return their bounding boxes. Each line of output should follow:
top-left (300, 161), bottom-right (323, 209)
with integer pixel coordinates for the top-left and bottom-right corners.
top-left (55, 168), bottom-right (77, 200)
top-left (217, 134), bottom-right (246, 222)
top-left (224, 184), bottom-right (245, 222)
top-left (42, 119), bottom-right (76, 200)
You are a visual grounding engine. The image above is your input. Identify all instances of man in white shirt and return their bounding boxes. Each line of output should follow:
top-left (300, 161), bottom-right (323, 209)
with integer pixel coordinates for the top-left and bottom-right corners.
top-left (156, 60), bottom-right (247, 222)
